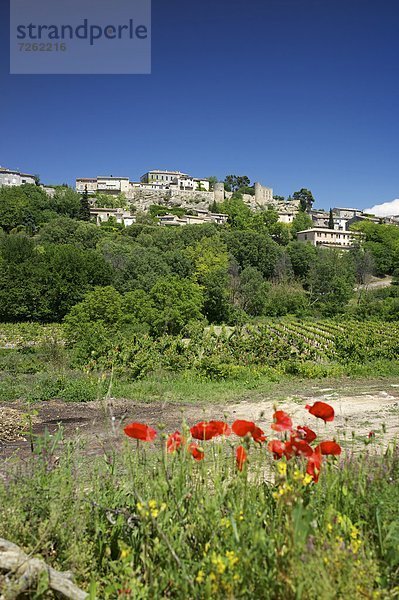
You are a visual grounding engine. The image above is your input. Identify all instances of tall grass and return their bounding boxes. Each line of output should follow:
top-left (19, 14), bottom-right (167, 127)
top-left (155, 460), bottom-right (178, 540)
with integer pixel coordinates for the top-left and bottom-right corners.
top-left (1, 426), bottom-right (398, 598)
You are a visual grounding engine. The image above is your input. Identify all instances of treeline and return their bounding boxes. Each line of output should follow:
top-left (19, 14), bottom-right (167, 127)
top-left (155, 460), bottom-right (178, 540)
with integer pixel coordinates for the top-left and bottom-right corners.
top-left (0, 184), bottom-right (399, 328)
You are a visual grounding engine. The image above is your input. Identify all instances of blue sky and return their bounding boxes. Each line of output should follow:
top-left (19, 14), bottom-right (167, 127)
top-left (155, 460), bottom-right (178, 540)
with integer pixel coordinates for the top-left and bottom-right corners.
top-left (1, 0), bottom-right (398, 211)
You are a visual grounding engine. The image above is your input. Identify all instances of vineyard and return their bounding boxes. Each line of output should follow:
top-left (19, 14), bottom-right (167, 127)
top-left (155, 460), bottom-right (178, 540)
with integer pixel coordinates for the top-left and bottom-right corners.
top-left (1, 320), bottom-right (399, 381)
top-left (197, 319), bottom-right (399, 368)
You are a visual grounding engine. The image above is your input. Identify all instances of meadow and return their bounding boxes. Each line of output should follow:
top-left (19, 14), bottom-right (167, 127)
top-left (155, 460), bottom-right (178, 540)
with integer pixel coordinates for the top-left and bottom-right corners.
top-left (1, 321), bottom-right (399, 598)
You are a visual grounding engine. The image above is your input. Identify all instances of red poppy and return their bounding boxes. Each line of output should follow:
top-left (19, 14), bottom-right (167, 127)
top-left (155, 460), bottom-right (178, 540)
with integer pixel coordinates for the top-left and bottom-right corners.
top-left (208, 420), bottom-right (231, 437)
top-left (190, 421), bottom-right (217, 441)
top-left (296, 425), bottom-right (317, 443)
top-left (124, 422), bottom-right (157, 441)
top-left (236, 445), bottom-right (247, 471)
top-left (368, 431), bottom-right (375, 439)
top-left (268, 439), bottom-right (286, 459)
top-left (166, 431), bottom-right (184, 453)
top-left (271, 410), bottom-right (293, 432)
top-left (232, 420), bottom-right (266, 443)
top-left (317, 441), bottom-right (342, 456)
top-left (306, 447), bottom-right (322, 483)
top-left (188, 443), bottom-right (205, 461)
top-left (305, 401), bottom-right (335, 423)
top-left (232, 420), bottom-right (255, 437)
top-left (288, 436), bottom-right (313, 458)
top-left (252, 425), bottom-right (266, 443)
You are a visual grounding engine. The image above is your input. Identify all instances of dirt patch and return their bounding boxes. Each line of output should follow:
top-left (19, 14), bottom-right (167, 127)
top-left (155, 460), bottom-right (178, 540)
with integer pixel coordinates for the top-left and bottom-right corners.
top-left (0, 407), bottom-right (36, 444)
top-left (1, 380), bottom-right (399, 468)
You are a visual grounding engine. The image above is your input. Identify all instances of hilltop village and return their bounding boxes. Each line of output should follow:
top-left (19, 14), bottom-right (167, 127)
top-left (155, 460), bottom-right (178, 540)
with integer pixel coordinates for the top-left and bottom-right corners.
top-left (1, 164), bottom-right (398, 249)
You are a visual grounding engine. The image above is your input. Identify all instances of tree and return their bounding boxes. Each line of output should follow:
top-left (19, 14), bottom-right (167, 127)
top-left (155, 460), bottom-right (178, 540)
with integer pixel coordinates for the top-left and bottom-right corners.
top-left (238, 267), bottom-right (270, 316)
top-left (287, 241), bottom-right (317, 279)
top-left (223, 230), bottom-right (280, 279)
top-left (306, 249), bottom-right (355, 315)
top-left (79, 186), bottom-right (91, 221)
top-left (224, 175), bottom-right (251, 192)
top-left (207, 176), bottom-right (218, 191)
top-left (150, 275), bottom-right (204, 335)
top-left (328, 208), bottom-right (334, 229)
top-left (293, 189), bottom-right (315, 213)
top-left (209, 199), bottom-right (219, 213)
top-left (219, 196), bottom-right (252, 229)
top-left (291, 212), bottom-right (313, 236)
top-left (0, 184), bottom-right (53, 233)
top-left (350, 245), bottom-right (375, 286)
top-left (273, 195), bottom-right (285, 202)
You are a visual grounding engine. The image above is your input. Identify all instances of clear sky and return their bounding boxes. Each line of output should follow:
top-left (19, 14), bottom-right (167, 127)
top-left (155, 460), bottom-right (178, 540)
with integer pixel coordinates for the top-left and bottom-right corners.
top-left (1, 0), bottom-right (398, 211)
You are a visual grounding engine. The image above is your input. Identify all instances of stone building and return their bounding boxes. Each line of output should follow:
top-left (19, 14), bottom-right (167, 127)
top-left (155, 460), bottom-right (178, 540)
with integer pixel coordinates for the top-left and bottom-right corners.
top-left (0, 167), bottom-right (36, 187)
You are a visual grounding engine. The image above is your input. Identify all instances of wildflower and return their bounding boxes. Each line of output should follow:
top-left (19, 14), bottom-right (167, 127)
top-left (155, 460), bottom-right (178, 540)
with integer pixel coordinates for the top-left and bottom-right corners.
top-left (305, 401), bottom-right (334, 422)
top-left (166, 431), bottom-right (184, 453)
top-left (225, 550), bottom-right (239, 568)
top-left (268, 439), bottom-right (286, 459)
top-left (306, 446), bottom-right (322, 483)
top-left (236, 445), bottom-right (247, 471)
top-left (211, 553), bottom-right (226, 574)
top-left (302, 473), bottom-right (313, 486)
top-left (317, 440), bottom-right (342, 456)
top-left (196, 570), bottom-right (205, 584)
top-left (277, 461), bottom-right (287, 477)
top-left (232, 419), bottom-right (255, 437)
top-left (232, 420), bottom-right (266, 443)
top-left (296, 425), bottom-right (317, 443)
top-left (368, 431), bottom-right (375, 439)
top-left (288, 435), bottom-right (313, 458)
top-left (271, 410), bottom-right (293, 432)
top-left (124, 422), bottom-right (157, 441)
top-left (190, 420), bottom-right (230, 440)
top-left (188, 442), bottom-right (205, 461)
top-left (220, 517), bottom-right (231, 529)
top-left (208, 420), bottom-right (231, 436)
top-left (252, 425), bottom-right (266, 443)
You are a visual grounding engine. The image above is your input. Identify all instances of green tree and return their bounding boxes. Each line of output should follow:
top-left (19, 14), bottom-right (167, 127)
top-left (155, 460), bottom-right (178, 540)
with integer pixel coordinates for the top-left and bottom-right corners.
top-left (291, 212), bottom-right (313, 237)
top-left (238, 267), bottom-right (270, 316)
top-left (328, 208), bottom-right (334, 229)
top-left (150, 275), bottom-right (204, 335)
top-left (79, 186), bottom-right (91, 221)
top-left (287, 241), bottom-right (317, 279)
top-left (224, 175), bottom-right (251, 192)
top-left (306, 249), bottom-right (355, 315)
top-left (293, 189), bottom-right (315, 213)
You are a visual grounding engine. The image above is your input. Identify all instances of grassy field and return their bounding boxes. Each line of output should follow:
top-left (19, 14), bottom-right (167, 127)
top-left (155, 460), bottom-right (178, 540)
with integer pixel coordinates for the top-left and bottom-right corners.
top-left (1, 322), bottom-right (399, 598)
top-left (1, 414), bottom-right (399, 598)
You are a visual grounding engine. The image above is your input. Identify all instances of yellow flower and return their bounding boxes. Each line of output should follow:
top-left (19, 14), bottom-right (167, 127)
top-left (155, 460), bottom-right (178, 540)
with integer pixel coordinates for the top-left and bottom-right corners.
top-left (277, 461), bottom-right (287, 477)
top-left (220, 517), bottom-right (230, 529)
top-left (225, 550), bottom-right (239, 568)
top-left (327, 523), bottom-right (333, 533)
top-left (302, 473), bottom-right (313, 486)
top-left (196, 570), bottom-right (205, 584)
top-left (211, 553), bottom-right (226, 574)
top-left (293, 469), bottom-right (303, 481)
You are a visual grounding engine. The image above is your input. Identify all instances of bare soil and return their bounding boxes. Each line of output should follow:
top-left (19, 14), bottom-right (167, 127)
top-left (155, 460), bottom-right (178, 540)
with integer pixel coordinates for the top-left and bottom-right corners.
top-left (1, 379), bottom-right (399, 470)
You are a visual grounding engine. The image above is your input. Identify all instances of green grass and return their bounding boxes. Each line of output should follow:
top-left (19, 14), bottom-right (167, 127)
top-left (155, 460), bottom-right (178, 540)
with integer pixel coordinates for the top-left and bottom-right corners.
top-left (0, 426), bottom-right (398, 598)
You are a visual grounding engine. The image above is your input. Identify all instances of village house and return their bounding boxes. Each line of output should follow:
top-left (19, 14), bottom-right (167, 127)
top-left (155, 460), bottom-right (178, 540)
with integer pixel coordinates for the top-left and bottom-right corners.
top-left (0, 166), bottom-right (36, 187)
top-left (297, 227), bottom-right (362, 249)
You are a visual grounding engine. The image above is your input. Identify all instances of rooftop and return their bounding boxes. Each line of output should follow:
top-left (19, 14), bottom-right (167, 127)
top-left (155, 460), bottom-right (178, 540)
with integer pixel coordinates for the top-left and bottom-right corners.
top-left (297, 228), bottom-right (361, 234)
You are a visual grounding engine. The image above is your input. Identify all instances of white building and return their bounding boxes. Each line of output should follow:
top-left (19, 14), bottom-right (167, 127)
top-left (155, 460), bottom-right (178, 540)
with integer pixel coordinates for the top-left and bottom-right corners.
top-left (76, 178), bottom-right (98, 195)
top-left (90, 207), bottom-right (136, 227)
top-left (297, 228), bottom-right (362, 249)
top-left (0, 167), bottom-right (36, 188)
top-left (158, 209), bottom-right (228, 227)
top-left (140, 170), bottom-right (210, 191)
top-left (76, 176), bottom-right (130, 196)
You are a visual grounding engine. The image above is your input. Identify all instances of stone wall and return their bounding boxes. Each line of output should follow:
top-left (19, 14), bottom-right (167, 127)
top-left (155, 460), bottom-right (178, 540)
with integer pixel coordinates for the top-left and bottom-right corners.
top-left (126, 181), bottom-right (298, 215)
